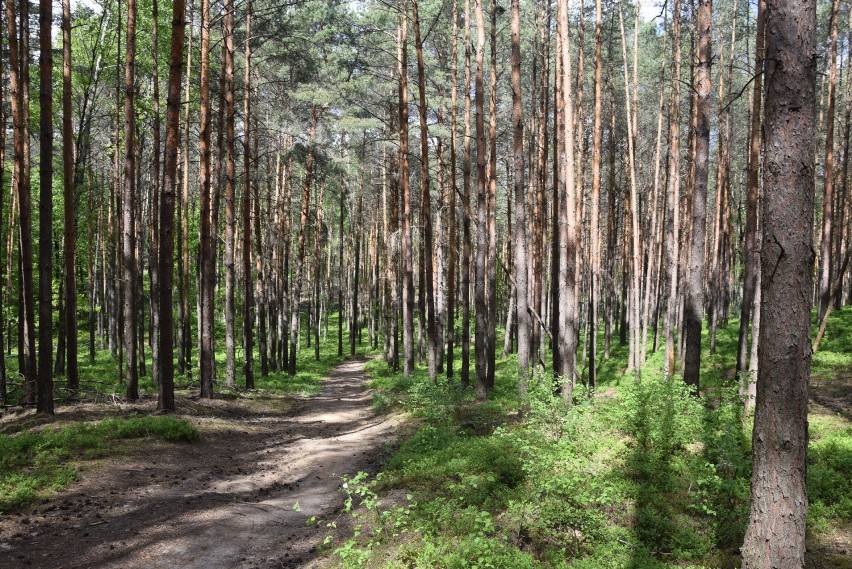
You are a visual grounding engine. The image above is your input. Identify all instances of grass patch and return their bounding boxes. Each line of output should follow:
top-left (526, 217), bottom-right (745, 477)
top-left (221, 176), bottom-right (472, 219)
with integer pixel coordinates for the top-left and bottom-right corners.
top-left (0, 416), bottom-right (198, 513)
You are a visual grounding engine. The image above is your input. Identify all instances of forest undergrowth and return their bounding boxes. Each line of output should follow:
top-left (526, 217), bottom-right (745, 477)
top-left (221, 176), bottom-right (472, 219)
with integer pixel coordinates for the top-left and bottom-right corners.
top-left (326, 311), bottom-right (852, 569)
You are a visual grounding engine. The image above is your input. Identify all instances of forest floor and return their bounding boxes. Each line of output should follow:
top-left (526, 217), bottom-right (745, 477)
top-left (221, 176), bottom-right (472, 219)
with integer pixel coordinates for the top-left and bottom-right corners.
top-left (0, 356), bottom-right (403, 569)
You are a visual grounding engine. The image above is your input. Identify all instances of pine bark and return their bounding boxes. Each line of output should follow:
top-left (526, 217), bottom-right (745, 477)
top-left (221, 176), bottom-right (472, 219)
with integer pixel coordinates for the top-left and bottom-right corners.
top-left (398, 3), bottom-right (415, 378)
top-left (224, 0), bottom-right (237, 387)
top-left (510, 0), bottom-right (530, 396)
top-left (38, 0), bottom-right (54, 413)
top-left (242, 2), bottom-right (255, 389)
top-left (61, 0), bottom-right (77, 396)
top-left (736, 0), bottom-right (765, 380)
top-left (818, 0), bottom-right (841, 322)
top-left (158, 0), bottom-right (188, 411)
top-left (740, 0), bottom-right (816, 564)
top-left (198, 0), bottom-right (214, 398)
top-left (683, 0), bottom-right (711, 391)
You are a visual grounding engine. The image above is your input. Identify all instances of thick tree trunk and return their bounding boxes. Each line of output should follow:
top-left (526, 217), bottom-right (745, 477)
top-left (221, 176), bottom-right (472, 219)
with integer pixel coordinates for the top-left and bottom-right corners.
top-left (740, 0), bottom-right (816, 564)
top-left (158, 0), bottom-right (188, 412)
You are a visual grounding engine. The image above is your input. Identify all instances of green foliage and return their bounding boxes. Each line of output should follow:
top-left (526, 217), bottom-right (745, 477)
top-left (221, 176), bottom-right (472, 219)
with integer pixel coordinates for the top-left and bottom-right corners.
top-left (336, 315), bottom-right (851, 568)
top-left (0, 416), bottom-right (197, 513)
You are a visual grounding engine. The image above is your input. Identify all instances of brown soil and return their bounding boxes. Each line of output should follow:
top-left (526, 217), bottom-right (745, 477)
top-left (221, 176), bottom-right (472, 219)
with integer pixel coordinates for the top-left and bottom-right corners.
top-left (0, 357), bottom-right (401, 569)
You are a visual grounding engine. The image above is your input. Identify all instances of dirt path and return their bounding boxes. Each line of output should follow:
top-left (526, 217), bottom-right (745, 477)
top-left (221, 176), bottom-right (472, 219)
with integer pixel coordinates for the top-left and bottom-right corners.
top-left (0, 357), bottom-right (401, 569)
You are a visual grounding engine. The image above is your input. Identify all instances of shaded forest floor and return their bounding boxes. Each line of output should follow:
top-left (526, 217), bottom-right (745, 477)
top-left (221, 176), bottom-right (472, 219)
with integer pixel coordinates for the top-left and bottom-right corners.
top-left (0, 356), bottom-right (403, 568)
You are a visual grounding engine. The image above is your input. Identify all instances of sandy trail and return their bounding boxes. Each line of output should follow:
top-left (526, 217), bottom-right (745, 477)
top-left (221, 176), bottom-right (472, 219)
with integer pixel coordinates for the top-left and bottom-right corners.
top-left (0, 357), bottom-right (399, 569)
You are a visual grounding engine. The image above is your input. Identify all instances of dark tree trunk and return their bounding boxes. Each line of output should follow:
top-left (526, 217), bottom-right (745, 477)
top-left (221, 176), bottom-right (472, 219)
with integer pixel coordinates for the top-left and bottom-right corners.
top-left (62, 0), bottom-right (78, 396)
top-left (740, 0), bottom-right (816, 564)
top-left (38, 0), bottom-right (54, 413)
top-left (158, 0), bottom-right (188, 412)
top-left (198, 0), bottom-right (214, 398)
top-left (242, 3), bottom-right (254, 389)
top-left (224, 0), bottom-right (237, 388)
top-left (473, 0), bottom-right (488, 399)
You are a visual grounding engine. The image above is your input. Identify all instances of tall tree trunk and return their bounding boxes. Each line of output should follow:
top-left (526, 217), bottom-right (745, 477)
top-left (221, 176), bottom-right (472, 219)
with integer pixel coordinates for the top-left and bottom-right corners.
top-left (510, 0), bottom-right (530, 397)
top-left (178, 1), bottom-right (193, 377)
top-left (62, 0), bottom-right (77, 396)
top-left (683, 0), bottom-right (711, 391)
top-left (736, 0), bottom-right (765, 380)
top-left (289, 107), bottom-right (319, 375)
top-left (588, 0), bottom-right (603, 390)
top-left (398, 4), bottom-right (415, 378)
top-left (37, 0), bottom-right (54, 413)
top-left (446, 0), bottom-right (459, 381)
top-left (224, 0), bottom-right (237, 387)
top-left (198, 0), bottom-right (214, 398)
top-left (158, 0), bottom-right (188, 412)
top-left (741, 0), bottom-right (815, 563)
top-left (664, 0), bottom-right (683, 377)
top-left (0, 4), bottom-right (6, 403)
top-left (485, 0), bottom-right (498, 390)
top-left (242, 1), bottom-right (255, 389)
top-left (473, 0), bottom-right (489, 399)
top-left (557, 0), bottom-right (577, 399)
top-left (461, 0), bottom-right (473, 387)
top-left (7, 0), bottom-right (36, 404)
top-left (818, 0), bottom-right (841, 322)
top-left (150, 0), bottom-right (162, 388)
top-left (412, 0), bottom-right (437, 383)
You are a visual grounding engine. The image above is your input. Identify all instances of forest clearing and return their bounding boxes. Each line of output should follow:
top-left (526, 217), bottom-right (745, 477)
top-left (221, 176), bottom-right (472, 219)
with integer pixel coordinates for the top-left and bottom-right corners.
top-left (0, 0), bottom-right (850, 566)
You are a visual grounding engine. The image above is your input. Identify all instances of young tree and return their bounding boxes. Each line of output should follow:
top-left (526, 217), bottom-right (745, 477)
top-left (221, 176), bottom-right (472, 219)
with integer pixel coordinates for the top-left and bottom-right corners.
top-left (740, 0), bottom-right (816, 564)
